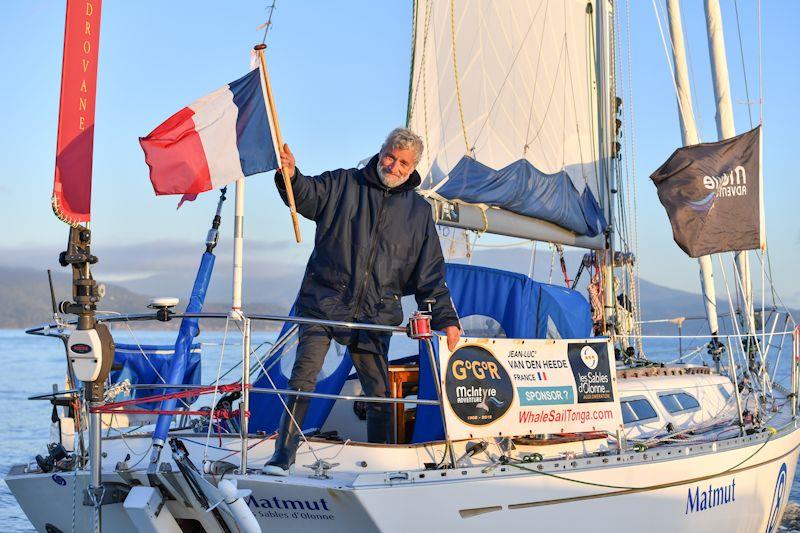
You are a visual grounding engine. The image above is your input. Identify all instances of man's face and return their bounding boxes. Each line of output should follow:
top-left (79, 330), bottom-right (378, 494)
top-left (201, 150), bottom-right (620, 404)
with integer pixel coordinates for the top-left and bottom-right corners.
top-left (377, 146), bottom-right (417, 189)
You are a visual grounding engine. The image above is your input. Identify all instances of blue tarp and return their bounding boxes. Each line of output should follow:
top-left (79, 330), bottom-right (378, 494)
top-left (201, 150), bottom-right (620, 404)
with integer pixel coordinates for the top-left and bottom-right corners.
top-left (248, 309), bottom-right (355, 434)
top-left (111, 343), bottom-right (202, 408)
top-left (248, 263), bottom-right (593, 441)
top-left (412, 263), bottom-right (593, 442)
top-left (435, 156), bottom-right (607, 237)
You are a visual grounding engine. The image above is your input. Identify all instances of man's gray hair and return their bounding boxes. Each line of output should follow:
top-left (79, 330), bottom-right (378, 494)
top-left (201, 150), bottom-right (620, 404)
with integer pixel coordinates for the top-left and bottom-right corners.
top-left (381, 127), bottom-right (424, 164)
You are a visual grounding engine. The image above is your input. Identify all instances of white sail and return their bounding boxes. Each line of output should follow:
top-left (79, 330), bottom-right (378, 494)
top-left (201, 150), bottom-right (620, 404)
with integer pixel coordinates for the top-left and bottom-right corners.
top-left (408, 0), bottom-right (604, 204)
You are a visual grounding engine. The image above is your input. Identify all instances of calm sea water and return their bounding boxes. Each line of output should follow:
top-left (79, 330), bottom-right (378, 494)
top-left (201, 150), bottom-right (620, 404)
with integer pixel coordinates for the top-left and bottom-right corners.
top-left (1, 328), bottom-right (798, 530)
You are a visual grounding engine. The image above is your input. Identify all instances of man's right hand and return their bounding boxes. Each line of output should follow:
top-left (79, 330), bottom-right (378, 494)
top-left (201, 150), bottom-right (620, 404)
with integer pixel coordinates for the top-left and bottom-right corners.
top-left (280, 143), bottom-right (296, 179)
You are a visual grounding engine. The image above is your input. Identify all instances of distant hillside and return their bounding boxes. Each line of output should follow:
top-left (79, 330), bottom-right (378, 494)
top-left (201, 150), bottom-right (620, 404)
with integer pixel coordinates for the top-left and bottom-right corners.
top-left (0, 266), bottom-right (288, 330)
top-left (0, 258), bottom-right (793, 336)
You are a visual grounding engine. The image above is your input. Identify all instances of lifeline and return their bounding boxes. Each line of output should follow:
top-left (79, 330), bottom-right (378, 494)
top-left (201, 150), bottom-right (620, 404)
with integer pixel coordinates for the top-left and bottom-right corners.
top-left (685, 478), bottom-right (735, 514)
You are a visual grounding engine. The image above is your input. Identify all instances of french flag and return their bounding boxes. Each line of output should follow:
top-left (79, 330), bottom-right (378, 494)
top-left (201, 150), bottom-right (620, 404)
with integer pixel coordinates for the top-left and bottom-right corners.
top-left (140, 68), bottom-right (279, 197)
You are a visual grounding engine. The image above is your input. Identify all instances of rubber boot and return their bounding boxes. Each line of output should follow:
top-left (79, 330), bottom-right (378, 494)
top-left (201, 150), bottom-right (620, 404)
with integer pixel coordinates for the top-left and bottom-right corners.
top-left (262, 395), bottom-right (310, 476)
top-left (366, 408), bottom-right (392, 444)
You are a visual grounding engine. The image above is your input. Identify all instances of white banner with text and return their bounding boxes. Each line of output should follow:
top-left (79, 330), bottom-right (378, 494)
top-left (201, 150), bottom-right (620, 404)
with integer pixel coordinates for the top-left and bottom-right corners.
top-left (438, 337), bottom-right (623, 440)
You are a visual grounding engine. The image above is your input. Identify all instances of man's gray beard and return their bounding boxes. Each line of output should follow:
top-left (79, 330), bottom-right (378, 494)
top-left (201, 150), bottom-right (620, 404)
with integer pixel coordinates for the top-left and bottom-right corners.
top-left (376, 161), bottom-right (410, 189)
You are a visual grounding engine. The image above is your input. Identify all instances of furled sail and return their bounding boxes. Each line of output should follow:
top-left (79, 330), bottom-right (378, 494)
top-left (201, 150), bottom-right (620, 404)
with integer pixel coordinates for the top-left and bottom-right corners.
top-left (408, 0), bottom-right (608, 245)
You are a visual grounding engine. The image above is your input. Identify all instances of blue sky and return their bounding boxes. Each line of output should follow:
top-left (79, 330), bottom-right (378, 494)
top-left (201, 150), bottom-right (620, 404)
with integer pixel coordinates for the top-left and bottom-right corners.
top-left (0, 1), bottom-right (797, 307)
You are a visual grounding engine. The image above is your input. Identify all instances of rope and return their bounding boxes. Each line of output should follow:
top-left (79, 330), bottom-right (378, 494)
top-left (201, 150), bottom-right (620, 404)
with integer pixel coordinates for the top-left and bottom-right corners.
top-left (470, 238), bottom-right (533, 249)
top-left (90, 384), bottom-right (243, 413)
top-left (556, 244), bottom-right (570, 287)
top-left (523, 35), bottom-right (568, 151)
top-left (562, 16), bottom-right (591, 190)
top-left (522, 0), bottom-right (550, 155)
top-left (478, 207), bottom-right (488, 234)
top-left (449, 0), bottom-right (470, 154)
top-left (528, 241), bottom-right (537, 278)
top-left (420, 0), bottom-right (432, 177)
top-left (471, 1), bottom-right (544, 149)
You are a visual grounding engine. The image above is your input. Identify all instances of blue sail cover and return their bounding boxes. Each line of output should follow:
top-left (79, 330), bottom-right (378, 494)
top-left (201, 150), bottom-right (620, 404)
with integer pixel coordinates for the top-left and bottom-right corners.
top-left (153, 251), bottom-right (215, 443)
top-left (434, 156), bottom-right (607, 237)
top-left (111, 343), bottom-right (202, 408)
top-left (249, 310), bottom-right (355, 434)
top-left (412, 263), bottom-right (593, 443)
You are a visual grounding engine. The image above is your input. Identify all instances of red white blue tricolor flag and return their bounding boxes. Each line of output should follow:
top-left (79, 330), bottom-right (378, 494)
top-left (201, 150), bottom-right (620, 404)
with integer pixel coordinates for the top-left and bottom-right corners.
top-left (140, 67), bottom-right (279, 198)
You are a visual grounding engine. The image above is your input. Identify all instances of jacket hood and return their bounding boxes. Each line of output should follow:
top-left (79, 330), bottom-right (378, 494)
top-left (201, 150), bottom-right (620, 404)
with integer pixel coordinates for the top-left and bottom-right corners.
top-left (361, 154), bottom-right (422, 193)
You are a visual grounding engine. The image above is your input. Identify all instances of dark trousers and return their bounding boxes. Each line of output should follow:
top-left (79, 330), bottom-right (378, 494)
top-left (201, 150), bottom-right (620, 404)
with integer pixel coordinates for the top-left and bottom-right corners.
top-left (287, 324), bottom-right (392, 442)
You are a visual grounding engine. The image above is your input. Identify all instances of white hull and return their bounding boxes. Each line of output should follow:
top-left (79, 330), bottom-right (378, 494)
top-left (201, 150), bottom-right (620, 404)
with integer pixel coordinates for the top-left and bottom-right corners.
top-left (7, 421), bottom-right (799, 532)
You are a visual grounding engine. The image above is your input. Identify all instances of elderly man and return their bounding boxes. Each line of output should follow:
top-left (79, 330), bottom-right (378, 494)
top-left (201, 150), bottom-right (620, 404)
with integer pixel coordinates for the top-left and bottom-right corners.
top-left (263, 128), bottom-right (460, 476)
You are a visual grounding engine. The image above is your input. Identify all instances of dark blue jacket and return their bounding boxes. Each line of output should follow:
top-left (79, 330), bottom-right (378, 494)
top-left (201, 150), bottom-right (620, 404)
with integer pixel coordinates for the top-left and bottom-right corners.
top-left (276, 154), bottom-right (459, 354)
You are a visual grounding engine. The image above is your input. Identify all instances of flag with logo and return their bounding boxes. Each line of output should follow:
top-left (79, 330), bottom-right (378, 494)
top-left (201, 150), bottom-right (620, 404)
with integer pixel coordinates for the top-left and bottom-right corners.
top-left (650, 126), bottom-right (764, 258)
top-left (140, 67), bottom-right (279, 201)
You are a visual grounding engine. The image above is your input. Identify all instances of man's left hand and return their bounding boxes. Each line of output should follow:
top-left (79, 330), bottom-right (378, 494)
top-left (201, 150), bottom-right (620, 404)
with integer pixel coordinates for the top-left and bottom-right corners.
top-left (445, 325), bottom-right (461, 352)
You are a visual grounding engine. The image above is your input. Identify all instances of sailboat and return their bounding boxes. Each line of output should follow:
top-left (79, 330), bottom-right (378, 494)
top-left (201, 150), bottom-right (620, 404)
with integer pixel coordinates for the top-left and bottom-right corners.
top-left (6, 0), bottom-right (799, 531)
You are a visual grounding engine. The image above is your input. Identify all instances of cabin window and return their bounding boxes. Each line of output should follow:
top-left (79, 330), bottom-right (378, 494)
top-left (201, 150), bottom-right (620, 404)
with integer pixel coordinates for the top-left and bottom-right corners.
top-left (718, 384), bottom-right (732, 401)
top-left (620, 398), bottom-right (658, 424)
top-left (658, 392), bottom-right (700, 414)
top-left (460, 315), bottom-right (506, 338)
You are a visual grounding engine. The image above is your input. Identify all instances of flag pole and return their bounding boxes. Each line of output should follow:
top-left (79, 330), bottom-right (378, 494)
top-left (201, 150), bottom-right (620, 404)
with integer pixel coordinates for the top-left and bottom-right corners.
top-left (254, 44), bottom-right (301, 243)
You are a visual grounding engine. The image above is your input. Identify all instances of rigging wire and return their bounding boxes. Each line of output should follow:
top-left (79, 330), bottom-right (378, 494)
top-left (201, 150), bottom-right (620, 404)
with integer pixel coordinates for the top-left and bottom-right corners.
top-left (650, 0), bottom-right (699, 143)
top-left (259, 1), bottom-right (277, 45)
top-left (754, 252), bottom-right (796, 328)
top-left (758, 0), bottom-right (763, 125)
top-left (202, 315), bottom-right (231, 463)
top-left (732, 0), bottom-right (754, 128)
top-left (675, 0), bottom-right (705, 137)
top-left (716, 255), bottom-right (766, 416)
top-left (623, 0), bottom-right (644, 354)
top-left (448, 0), bottom-right (470, 154)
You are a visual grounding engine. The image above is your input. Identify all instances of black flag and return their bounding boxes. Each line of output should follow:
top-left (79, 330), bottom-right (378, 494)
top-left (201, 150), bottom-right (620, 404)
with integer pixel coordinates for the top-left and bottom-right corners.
top-left (650, 126), bottom-right (763, 258)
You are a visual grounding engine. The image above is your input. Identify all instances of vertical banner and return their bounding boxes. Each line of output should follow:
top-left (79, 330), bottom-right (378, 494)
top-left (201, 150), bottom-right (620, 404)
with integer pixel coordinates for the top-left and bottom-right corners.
top-left (52, 0), bottom-right (103, 225)
top-left (440, 337), bottom-right (622, 439)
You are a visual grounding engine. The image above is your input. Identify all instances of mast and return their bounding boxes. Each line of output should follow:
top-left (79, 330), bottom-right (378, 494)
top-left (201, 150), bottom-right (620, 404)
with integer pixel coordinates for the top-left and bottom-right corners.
top-left (704, 0), bottom-right (754, 332)
top-left (595, 0), bottom-right (616, 333)
top-left (665, 0), bottom-right (722, 347)
top-left (231, 178), bottom-right (245, 319)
